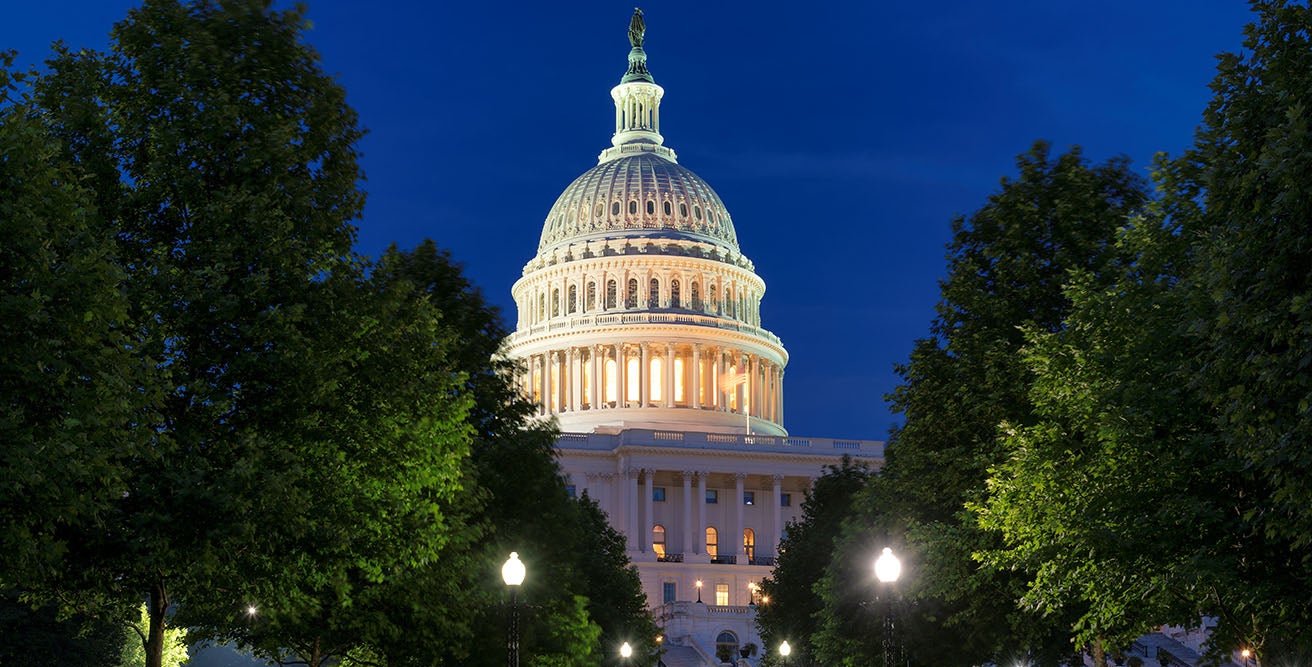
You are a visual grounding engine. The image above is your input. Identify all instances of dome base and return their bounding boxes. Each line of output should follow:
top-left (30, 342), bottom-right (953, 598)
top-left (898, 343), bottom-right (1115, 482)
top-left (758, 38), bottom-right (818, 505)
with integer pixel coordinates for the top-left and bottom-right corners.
top-left (552, 406), bottom-right (786, 437)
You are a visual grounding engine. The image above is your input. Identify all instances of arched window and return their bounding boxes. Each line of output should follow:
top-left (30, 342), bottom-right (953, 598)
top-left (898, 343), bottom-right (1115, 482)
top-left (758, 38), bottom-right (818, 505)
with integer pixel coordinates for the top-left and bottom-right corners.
top-left (649, 278), bottom-right (660, 308)
top-left (538, 293), bottom-right (545, 322)
top-left (604, 358), bottom-right (617, 405)
top-left (567, 285), bottom-right (577, 314)
top-left (626, 278), bottom-right (638, 309)
top-left (671, 279), bottom-right (681, 308)
top-left (744, 528), bottom-right (756, 561)
top-left (691, 282), bottom-right (701, 310)
top-left (594, 203), bottom-right (604, 218)
top-left (626, 357), bottom-right (640, 403)
top-left (663, 201), bottom-right (672, 216)
top-left (551, 289), bottom-right (560, 317)
top-left (652, 525), bottom-right (666, 558)
top-left (694, 205), bottom-right (703, 221)
top-left (606, 279), bottom-right (617, 309)
top-left (650, 357), bottom-right (663, 402)
top-left (680, 203), bottom-right (688, 218)
top-left (709, 284), bottom-right (718, 314)
top-left (587, 281), bottom-right (597, 312)
top-left (611, 201), bottom-right (620, 216)
top-left (646, 200), bottom-right (655, 215)
top-left (673, 357), bottom-right (685, 403)
top-left (715, 632), bottom-right (738, 661)
top-left (628, 200), bottom-right (638, 215)
top-left (705, 527), bottom-right (718, 558)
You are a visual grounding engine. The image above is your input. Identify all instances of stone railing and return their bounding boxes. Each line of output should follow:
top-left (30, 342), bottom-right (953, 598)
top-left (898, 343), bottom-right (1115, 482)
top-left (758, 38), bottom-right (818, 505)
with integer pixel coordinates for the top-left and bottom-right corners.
top-left (555, 428), bottom-right (885, 457)
top-left (507, 311), bottom-right (783, 348)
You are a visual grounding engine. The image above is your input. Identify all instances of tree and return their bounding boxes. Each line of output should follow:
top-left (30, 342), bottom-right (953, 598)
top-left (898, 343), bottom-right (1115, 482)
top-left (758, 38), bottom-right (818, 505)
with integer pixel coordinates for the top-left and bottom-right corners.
top-left (814, 142), bottom-right (1150, 667)
top-left (30, 3), bottom-right (475, 666)
top-left (756, 458), bottom-right (870, 666)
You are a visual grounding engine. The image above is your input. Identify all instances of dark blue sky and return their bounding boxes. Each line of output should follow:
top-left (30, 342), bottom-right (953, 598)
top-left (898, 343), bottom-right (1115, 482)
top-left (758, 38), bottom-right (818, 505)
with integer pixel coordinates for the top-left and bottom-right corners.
top-left (8, 1), bottom-right (1256, 441)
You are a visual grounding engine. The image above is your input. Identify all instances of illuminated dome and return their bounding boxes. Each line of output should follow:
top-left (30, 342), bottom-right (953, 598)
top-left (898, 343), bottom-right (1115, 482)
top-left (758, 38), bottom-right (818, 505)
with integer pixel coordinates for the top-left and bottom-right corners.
top-left (506, 9), bottom-right (787, 437)
top-left (538, 154), bottom-right (740, 255)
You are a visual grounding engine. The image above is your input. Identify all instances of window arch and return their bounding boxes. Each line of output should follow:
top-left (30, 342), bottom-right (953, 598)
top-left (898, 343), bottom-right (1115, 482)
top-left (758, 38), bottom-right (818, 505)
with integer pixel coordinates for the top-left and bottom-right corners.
top-left (744, 528), bottom-right (756, 561)
top-left (626, 278), bottom-right (638, 309)
top-left (652, 524), bottom-right (666, 558)
top-left (671, 279), bottom-right (681, 309)
top-left (705, 527), bottom-right (718, 558)
top-left (649, 278), bottom-right (660, 308)
top-left (715, 631), bottom-right (739, 662)
top-left (567, 285), bottom-right (577, 314)
top-left (551, 289), bottom-right (560, 317)
top-left (606, 279), bottom-right (617, 309)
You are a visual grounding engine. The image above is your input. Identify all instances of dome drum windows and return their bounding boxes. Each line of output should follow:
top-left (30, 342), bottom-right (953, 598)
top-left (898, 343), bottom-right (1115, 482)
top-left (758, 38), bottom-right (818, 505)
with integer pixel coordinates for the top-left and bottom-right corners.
top-left (567, 285), bottom-right (577, 314)
top-left (649, 278), bottom-right (660, 309)
top-left (626, 278), bottom-right (638, 309)
top-left (606, 279), bottom-right (617, 309)
top-left (586, 281), bottom-right (597, 312)
top-left (670, 279), bottom-right (681, 309)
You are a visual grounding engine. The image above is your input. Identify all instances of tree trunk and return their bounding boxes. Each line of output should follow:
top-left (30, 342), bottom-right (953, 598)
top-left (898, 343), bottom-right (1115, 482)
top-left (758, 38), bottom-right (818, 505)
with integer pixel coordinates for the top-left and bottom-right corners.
top-left (146, 580), bottom-right (168, 667)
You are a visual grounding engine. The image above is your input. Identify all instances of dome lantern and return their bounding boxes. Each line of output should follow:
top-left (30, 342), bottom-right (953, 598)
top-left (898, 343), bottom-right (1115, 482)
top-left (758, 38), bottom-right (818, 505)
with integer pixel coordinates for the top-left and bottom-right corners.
top-left (602, 8), bottom-right (675, 163)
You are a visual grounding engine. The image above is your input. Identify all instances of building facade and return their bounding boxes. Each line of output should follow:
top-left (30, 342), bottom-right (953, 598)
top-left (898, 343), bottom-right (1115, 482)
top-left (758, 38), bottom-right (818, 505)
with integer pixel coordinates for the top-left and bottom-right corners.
top-left (504, 10), bottom-right (883, 665)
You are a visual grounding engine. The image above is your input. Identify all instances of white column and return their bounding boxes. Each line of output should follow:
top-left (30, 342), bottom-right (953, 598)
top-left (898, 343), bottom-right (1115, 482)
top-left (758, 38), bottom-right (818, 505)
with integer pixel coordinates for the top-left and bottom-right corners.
top-left (772, 474), bottom-right (784, 558)
top-left (640, 343), bottom-right (650, 407)
top-left (643, 468), bottom-right (654, 553)
top-left (691, 344), bottom-right (702, 410)
top-left (627, 467), bottom-right (639, 552)
top-left (681, 471), bottom-right (693, 557)
top-left (567, 347), bottom-right (578, 411)
top-left (664, 343), bottom-right (675, 408)
top-left (696, 471), bottom-right (708, 556)
top-left (733, 473), bottom-right (746, 562)
top-left (544, 351), bottom-right (555, 413)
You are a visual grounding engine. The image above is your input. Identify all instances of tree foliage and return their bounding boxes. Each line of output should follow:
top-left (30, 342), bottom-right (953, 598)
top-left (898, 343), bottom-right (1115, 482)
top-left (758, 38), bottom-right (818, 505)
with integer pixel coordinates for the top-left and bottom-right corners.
top-left (814, 142), bottom-right (1150, 667)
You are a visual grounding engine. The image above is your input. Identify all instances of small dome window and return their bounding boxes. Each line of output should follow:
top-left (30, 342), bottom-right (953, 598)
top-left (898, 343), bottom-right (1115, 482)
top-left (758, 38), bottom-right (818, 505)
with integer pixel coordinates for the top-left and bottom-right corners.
top-left (595, 203), bottom-right (604, 218)
top-left (611, 201), bottom-right (621, 216)
top-left (680, 203), bottom-right (688, 218)
top-left (694, 206), bottom-right (702, 221)
top-left (663, 201), bottom-right (672, 216)
top-left (629, 201), bottom-right (638, 215)
top-left (646, 201), bottom-right (655, 215)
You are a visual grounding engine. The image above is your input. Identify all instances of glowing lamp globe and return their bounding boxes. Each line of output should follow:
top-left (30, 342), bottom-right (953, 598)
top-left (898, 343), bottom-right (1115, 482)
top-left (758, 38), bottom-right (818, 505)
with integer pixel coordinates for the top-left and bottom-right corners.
top-left (874, 547), bottom-right (901, 583)
top-left (620, 642), bottom-right (633, 658)
top-left (780, 640), bottom-right (792, 657)
top-left (502, 552), bottom-right (526, 587)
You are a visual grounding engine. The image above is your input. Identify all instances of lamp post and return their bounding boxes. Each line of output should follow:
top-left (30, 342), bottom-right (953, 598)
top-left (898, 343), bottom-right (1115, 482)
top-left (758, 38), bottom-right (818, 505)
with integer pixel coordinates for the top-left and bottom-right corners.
top-left (620, 641), bottom-right (633, 663)
top-left (779, 640), bottom-right (792, 666)
top-left (748, 582), bottom-right (759, 606)
top-left (502, 552), bottom-right (526, 667)
top-left (1241, 648), bottom-right (1252, 667)
top-left (874, 547), bottom-right (901, 667)
top-left (695, 579), bottom-right (703, 603)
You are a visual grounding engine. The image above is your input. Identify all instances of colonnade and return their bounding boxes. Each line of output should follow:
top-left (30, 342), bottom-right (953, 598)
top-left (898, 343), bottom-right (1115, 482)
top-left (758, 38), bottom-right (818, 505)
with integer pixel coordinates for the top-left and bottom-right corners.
top-left (523, 343), bottom-right (784, 425)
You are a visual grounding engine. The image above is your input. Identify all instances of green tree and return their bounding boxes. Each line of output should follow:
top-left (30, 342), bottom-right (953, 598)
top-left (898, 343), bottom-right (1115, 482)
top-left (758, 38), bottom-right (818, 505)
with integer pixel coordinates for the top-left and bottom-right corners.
top-left (756, 458), bottom-right (870, 666)
top-left (0, 590), bottom-right (139, 667)
top-left (30, 3), bottom-right (475, 666)
top-left (814, 142), bottom-right (1150, 667)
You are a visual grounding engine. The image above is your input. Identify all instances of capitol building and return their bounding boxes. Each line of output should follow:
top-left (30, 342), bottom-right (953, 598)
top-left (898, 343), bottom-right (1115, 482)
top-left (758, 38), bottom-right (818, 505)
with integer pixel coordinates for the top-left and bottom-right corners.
top-left (503, 10), bottom-right (884, 665)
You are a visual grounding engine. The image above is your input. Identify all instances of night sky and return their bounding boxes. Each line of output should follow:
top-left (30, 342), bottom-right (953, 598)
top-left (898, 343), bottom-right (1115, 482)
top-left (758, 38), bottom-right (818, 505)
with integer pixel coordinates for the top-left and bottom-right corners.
top-left (8, 1), bottom-right (1257, 442)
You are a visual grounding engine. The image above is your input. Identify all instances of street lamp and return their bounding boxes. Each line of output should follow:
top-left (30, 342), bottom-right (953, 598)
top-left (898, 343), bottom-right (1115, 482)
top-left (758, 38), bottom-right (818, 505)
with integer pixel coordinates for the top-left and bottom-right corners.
top-left (695, 579), bottom-right (704, 603)
top-left (1241, 648), bottom-right (1252, 667)
top-left (779, 640), bottom-right (792, 665)
top-left (620, 641), bottom-right (633, 662)
top-left (748, 582), bottom-right (759, 606)
top-left (502, 552), bottom-right (526, 667)
top-left (874, 547), bottom-right (901, 667)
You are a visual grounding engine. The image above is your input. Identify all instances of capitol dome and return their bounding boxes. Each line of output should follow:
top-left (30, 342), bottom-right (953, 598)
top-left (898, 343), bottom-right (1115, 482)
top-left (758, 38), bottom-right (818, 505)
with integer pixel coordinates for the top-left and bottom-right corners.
top-left (538, 154), bottom-right (740, 255)
top-left (505, 9), bottom-right (787, 436)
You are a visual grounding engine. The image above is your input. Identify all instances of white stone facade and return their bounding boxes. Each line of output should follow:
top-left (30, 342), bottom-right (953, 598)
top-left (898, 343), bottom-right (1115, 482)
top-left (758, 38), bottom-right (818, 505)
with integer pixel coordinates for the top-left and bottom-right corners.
top-left (504, 13), bottom-right (883, 665)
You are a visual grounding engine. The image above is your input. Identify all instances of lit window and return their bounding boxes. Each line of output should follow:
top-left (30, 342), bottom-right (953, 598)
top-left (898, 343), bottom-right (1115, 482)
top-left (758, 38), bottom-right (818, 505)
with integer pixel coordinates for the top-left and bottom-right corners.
top-left (626, 357), bottom-right (639, 403)
top-left (743, 491), bottom-right (755, 506)
top-left (604, 358), bottom-right (618, 404)
top-left (663, 581), bottom-right (676, 603)
top-left (653, 524), bottom-right (666, 558)
top-left (650, 357), bottom-right (663, 402)
top-left (780, 493), bottom-right (791, 507)
top-left (744, 528), bottom-right (755, 560)
top-left (714, 586), bottom-right (729, 608)
top-left (706, 527), bottom-right (718, 557)
top-left (653, 487), bottom-right (666, 502)
top-left (673, 357), bottom-right (685, 403)
top-left (706, 489), bottom-right (718, 504)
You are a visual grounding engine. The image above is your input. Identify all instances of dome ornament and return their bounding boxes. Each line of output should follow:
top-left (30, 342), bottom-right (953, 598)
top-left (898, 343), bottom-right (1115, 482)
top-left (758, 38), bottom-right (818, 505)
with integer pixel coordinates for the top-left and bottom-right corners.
top-left (628, 8), bottom-right (645, 48)
top-left (622, 8), bottom-right (652, 83)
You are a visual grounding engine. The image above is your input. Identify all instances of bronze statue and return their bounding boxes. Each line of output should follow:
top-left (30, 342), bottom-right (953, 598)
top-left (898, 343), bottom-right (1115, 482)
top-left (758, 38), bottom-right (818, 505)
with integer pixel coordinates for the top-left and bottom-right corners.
top-left (628, 8), bottom-right (645, 48)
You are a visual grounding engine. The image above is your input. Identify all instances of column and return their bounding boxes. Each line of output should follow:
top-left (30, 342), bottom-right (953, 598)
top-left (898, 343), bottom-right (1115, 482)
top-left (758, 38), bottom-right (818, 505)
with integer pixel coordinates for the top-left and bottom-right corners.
top-left (567, 347), bottom-right (578, 411)
top-left (640, 343), bottom-right (650, 407)
top-left (544, 351), bottom-right (555, 413)
top-left (591, 345), bottom-right (603, 409)
top-left (733, 473), bottom-right (746, 562)
top-left (664, 343), bottom-right (675, 408)
top-left (691, 344), bottom-right (702, 410)
top-left (696, 471), bottom-right (708, 556)
top-left (643, 468), bottom-right (654, 553)
top-left (772, 474), bottom-right (784, 558)
top-left (616, 344), bottom-right (627, 407)
top-left (777, 368), bottom-right (785, 427)
top-left (626, 467), bottom-right (639, 551)
top-left (681, 471), bottom-right (693, 557)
